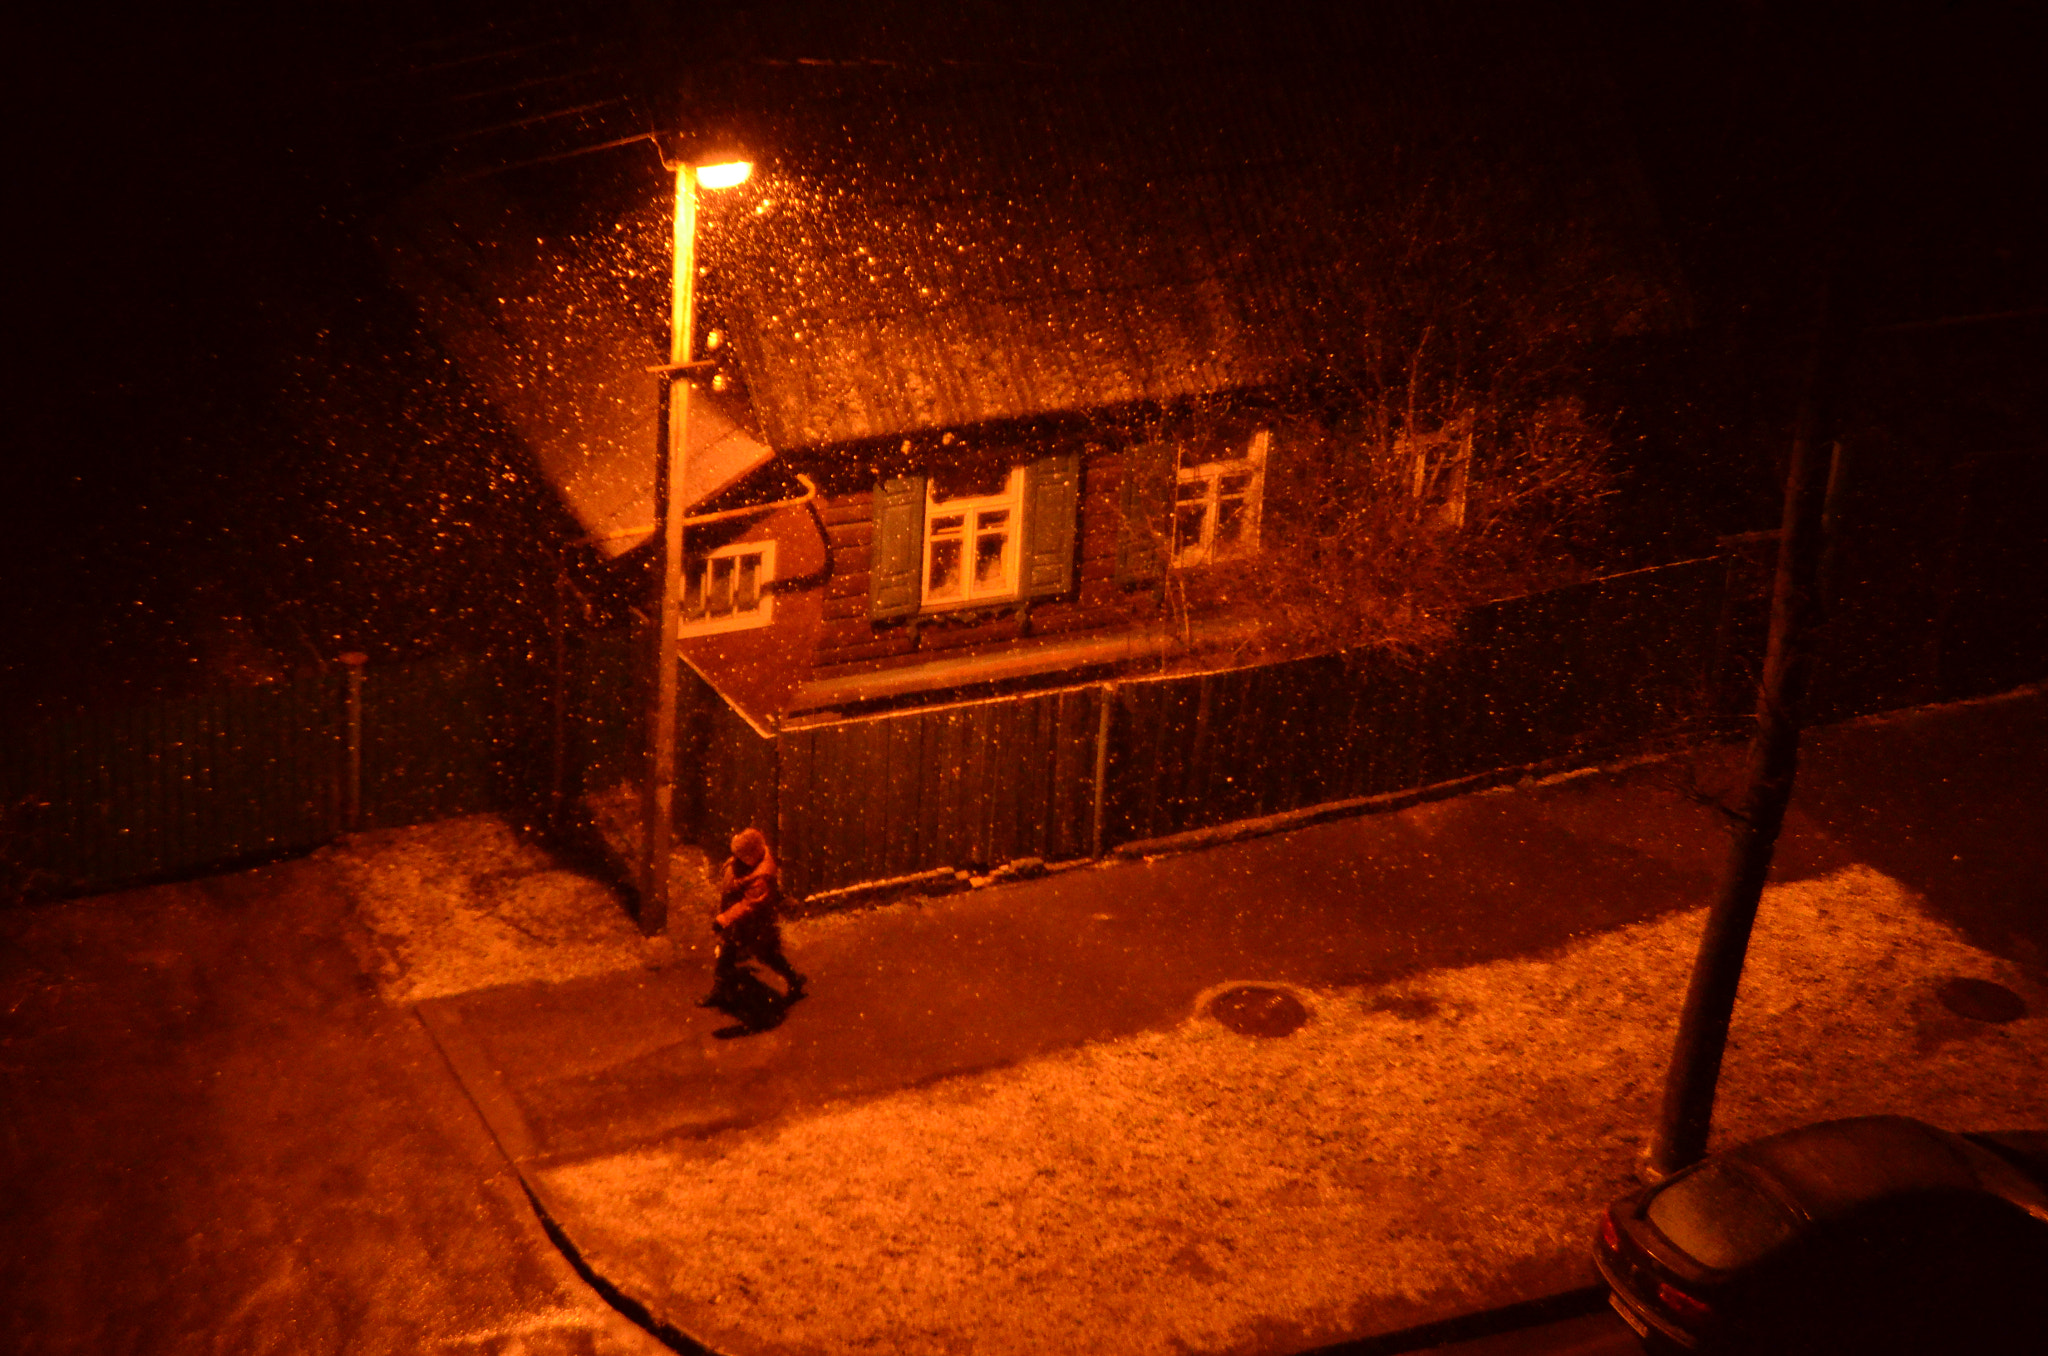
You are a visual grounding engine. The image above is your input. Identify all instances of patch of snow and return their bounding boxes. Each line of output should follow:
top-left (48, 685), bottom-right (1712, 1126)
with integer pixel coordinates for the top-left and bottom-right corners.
top-left (538, 864), bottom-right (2046, 1356)
top-left (334, 815), bottom-right (668, 1003)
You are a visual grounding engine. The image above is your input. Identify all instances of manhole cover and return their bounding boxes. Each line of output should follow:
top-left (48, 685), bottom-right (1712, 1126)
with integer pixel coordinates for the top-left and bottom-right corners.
top-left (1208, 985), bottom-right (1308, 1037)
top-left (1937, 977), bottom-right (2027, 1024)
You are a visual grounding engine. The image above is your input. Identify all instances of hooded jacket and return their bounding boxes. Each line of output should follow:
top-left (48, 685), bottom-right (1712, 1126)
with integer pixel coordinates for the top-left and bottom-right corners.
top-left (715, 828), bottom-right (783, 931)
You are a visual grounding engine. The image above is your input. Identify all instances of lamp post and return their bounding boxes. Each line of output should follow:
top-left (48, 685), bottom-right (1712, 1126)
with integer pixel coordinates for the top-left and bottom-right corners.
top-left (641, 153), bottom-right (751, 936)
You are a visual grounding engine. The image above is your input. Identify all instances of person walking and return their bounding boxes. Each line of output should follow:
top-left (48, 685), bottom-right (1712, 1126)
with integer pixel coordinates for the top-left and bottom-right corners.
top-left (701, 827), bottom-right (806, 1006)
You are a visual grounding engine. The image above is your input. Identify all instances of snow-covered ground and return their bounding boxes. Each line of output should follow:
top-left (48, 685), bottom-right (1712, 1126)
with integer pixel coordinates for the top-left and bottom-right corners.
top-left (536, 865), bottom-right (2045, 1356)
top-left (332, 811), bottom-right (713, 1004)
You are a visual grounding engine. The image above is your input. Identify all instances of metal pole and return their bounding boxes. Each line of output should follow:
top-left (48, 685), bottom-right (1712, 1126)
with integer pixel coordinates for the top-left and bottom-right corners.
top-left (550, 564), bottom-right (568, 831)
top-left (640, 164), bottom-right (699, 937)
top-left (1091, 682), bottom-right (1117, 857)
top-left (339, 652), bottom-right (367, 833)
top-left (1646, 285), bottom-right (1854, 1178)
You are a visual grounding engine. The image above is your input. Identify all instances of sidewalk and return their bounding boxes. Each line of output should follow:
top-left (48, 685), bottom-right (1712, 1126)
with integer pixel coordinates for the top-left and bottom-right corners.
top-left (375, 690), bottom-right (2048, 1356)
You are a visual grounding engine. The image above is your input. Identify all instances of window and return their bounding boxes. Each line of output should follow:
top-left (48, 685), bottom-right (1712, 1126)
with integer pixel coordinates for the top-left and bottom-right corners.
top-left (868, 456), bottom-right (1079, 621)
top-left (681, 540), bottom-right (775, 634)
top-left (923, 467), bottom-right (1024, 608)
top-left (1171, 430), bottom-right (1268, 568)
top-left (1399, 414), bottom-right (1472, 530)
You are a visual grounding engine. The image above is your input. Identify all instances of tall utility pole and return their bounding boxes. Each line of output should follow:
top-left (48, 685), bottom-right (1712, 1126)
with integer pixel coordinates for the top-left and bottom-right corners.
top-left (639, 162), bottom-right (701, 938)
top-left (640, 154), bottom-right (751, 937)
top-left (1646, 284), bottom-right (1857, 1177)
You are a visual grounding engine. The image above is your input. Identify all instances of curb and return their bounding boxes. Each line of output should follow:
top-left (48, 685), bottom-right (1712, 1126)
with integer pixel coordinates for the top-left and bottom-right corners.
top-left (1299, 1286), bottom-right (1611, 1354)
top-left (1110, 729), bottom-right (1713, 862)
top-left (417, 1002), bottom-right (734, 1355)
top-left (517, 1174), bottom-right (729, 1356)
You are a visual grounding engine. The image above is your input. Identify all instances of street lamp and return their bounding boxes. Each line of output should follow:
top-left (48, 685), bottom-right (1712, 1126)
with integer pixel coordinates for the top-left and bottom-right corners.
top-left (641, 154), bottom-right (753, 936)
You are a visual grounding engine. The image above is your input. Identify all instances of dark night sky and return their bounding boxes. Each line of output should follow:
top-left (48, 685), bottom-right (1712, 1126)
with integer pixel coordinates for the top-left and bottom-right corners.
top-left (8, 2), bottom-right (2044, 708)
top-left (14, 9), bottom-right (364, 674)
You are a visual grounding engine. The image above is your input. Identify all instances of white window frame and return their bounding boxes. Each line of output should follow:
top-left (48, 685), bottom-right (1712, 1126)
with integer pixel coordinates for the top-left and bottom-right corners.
top-left (680, 539), bottom-right (776, 635)
top-left (921, 466), bottom-right (1025, 609)
top-left (1171, 430), bottom-right (1269, 569)
top-left (1398, 414), bottom-right (1472, 530)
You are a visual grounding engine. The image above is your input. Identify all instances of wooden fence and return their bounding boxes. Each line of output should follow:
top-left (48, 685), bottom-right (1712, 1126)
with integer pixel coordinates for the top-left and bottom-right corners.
top-left (763, 556), bottom-right (1733, 898)
top-left (1, 649), bottom-right (547, 900)
top-left (6, 544), bottom-right (2037, 904)
top-left (2, 673), bottom-right (347, 896)
top-left (775, 686), bottom-right (1105, 895)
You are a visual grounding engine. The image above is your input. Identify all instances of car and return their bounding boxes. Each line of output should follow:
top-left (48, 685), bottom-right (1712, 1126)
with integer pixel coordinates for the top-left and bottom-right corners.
top-left (1595, 1116), bottom-right (2048, 1354)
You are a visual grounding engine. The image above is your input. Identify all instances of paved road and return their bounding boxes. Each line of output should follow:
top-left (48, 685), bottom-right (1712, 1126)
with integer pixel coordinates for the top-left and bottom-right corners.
top-left (422, 687), bottom-right (2048, 1175)
top-left (0, 861), bottom-right (666, 1356)
top-left (423, 751), bottom-right (1740, 1165)
top-left (4, 687), bottom-right (2041, 1354)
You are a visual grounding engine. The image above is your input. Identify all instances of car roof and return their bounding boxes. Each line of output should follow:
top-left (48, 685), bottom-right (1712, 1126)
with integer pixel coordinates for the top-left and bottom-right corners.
top-left (1728, 1116), bottom-right (1984, 1220)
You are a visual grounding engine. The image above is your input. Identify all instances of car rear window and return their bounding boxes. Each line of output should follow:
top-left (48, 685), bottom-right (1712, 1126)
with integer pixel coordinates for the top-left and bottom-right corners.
top-left (1646, 1161), bottom-right (1798, 1270)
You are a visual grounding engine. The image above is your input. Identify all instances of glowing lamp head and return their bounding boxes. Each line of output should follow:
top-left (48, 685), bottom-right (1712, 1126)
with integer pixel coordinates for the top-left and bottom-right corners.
top-left (695, 161), bottom-right (752, 190)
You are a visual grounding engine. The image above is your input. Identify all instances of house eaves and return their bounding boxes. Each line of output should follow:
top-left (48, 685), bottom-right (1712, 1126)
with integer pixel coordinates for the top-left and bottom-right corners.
top-left (783, 612), bottom-right (1267, 722)
top-left (379, 181), bottom-right (775, 557)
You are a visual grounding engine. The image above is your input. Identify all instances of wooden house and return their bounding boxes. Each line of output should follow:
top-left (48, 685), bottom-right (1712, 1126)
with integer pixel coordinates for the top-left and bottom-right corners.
top-left (654, 17), bottom-right (1682, 734)
top-left (384, 7), bottom-right (1682, 739)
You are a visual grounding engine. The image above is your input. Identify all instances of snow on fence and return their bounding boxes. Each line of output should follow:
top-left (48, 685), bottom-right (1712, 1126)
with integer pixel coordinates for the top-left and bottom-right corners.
top-left (1, 672), bottom-right (348, 898)
top-left (15, 544), bottom-right (2018, 905)
top-left (763, 555), bottom-right (1738, 899)
top-left (0, 558), bottom-right (1736, 902)
top-left (1, 648), bottom-right (552, 900)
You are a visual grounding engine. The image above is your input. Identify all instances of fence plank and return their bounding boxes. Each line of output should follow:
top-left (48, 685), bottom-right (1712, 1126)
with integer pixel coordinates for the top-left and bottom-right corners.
top-left (984, 701), bottom-right (1014, 867)
top-left (814, 719), bottom-right (850, 881)
top-left (882, 714), bottom-right (921, 878)
top-left (777, 728), bottom-right (813, 898)
top-left (1269, 663), bottom-right (1308, 817)
top-left (1123, 681), bottom-right (1165, 844)
top-left (851, 717), bottom-right (887, 883)
top-left (1247, 664), bottom-right (1290, 819)
top-left (828, 721), bottom-right (869, 889)
top-left (1300, 656), bottom-right (1353, 807)
top-left (928, 708), bottom-right (961, 872)
top-left (1033, 692), bottom-right (1062, 857)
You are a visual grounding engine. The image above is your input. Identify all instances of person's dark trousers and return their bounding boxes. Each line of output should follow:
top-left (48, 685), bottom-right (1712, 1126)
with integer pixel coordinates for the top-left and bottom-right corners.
top-left (713, 918), bottom-right (804, 994)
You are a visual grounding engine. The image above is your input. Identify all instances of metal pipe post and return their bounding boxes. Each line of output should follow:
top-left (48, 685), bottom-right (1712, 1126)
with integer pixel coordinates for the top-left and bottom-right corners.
top-left (339, 652), bottom-right (367, 833)
top-left (1091, 682), bottom-right (1118, 857)
top-left (1646, 286), bottom-right (1855, 1177)
top-left (640, 164), bottom-right (700, 937)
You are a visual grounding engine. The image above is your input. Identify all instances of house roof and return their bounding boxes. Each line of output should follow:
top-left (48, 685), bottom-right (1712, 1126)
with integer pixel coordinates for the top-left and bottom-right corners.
top-left (699, 5), bottom-right (1684, 453)
top-left (379, 181), bottom-right (774, 557)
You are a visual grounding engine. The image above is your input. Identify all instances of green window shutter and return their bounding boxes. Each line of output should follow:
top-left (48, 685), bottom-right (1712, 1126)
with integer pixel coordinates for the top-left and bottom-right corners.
top-left (1115, 441), bottom-right (1173, 584)
top-left (1022, 452), bottom-right (1080, 599)
top-left (868, 475), bottom-right (927, 619)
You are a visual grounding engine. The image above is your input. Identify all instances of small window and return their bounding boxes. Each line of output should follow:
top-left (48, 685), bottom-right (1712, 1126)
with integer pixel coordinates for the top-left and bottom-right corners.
top-left (1172, 430), bottom-right (1268, 568)
top-left (923, 468), bottom-right (1022, 607)
top-left (681, 540), bottom-right (776, 634)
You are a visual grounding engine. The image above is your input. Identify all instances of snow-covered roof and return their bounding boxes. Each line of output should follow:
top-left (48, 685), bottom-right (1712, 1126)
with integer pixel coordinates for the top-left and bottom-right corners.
top-left (698, 8), bottom-right (1683, 452)
top-left (380, 182), bottom-right (773, 558)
